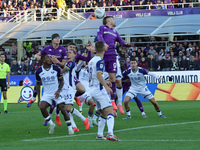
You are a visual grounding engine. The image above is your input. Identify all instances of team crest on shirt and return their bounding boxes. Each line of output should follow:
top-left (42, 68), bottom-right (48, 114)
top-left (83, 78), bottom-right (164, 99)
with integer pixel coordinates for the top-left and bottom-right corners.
top-left (59, 49), bottom-right (62, 52)
top-left (49, 49), bottom-right (52, 51)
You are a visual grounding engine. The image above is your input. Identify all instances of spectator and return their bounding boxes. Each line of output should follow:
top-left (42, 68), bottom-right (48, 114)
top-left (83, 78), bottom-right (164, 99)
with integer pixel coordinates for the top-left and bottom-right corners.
top-left (10, 43), bottom-right (17, 57)
top-left (19, 60), bottom-right (25, 74)
top-left (138, 57), bottom-right (148, 69)
top-left (177, 51), bottom-right (183, 66)
top-left (126, 57), bottom-right (130, 68)
top-left (23, 41), bottom-right (32, 57)
top-left (148, 46), bottom-right (156, 57)
top-left (179, 55), bottom-right (189, 71)
top-left (165, 41), bottom-right (172, 52)
top-left (22, 60), bottom-right (33, 75)
top-left (171, 57), bottom-right (179, 71)
top-left (186, 43), bottom-right (192, 52)
top-left (186, 50), bottom-right (192, 61)
top-left (190, 46), bottom-right (196, 56)
top-left (147, 54), bottom-right (156, 71)
top-left (162, 54), bottom-right (172, 71)
top-left (188, 56), bottom-right (197, 70)
top-left (79, 45), bottom-right (85, 53)
top-left (172, 44), bottom-right (178, 56)
top-left (156, 56), bottom-right (163, 71)
top-left (11, 60), bottom-right (20, 75)
top-left (32, 60), bottom-right (41, 72)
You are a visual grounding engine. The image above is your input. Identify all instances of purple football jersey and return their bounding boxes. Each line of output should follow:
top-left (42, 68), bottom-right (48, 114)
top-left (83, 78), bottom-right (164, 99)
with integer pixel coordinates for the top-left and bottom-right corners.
top-left (97, 25), bottom-right (126, 56)
top-left (41, 45), bottom-right (67, 62)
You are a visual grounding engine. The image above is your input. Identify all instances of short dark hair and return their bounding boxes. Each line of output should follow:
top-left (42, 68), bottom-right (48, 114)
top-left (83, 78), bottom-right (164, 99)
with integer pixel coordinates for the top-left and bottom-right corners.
top-left (130, 57), bottom-right (136, 62)
top-left (68, 42), bottom-right (76, 46)
top-left (41, 53), bottom-right (48, 62)
top-left (95, 41), bottom-right (105, 53)
top-left (68, 48), bottom-right (76, 54)
top-left (103, 16), bottom-right (113, 25)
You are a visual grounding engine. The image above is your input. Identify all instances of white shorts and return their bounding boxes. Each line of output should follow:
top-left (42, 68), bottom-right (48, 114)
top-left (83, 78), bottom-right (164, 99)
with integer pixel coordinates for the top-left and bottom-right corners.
top-left (126, 86), bottom-right (154, 100)
top-left (78, 90), bottom-right (92, 105)
top-left (116, 58), bottom-right (122, 80)
top-left (41, 94), bottom-right (65, 105)
top-left (60, 88), bottom-right (76, 105)
top-left (90, 87), bottom-right (112, 110)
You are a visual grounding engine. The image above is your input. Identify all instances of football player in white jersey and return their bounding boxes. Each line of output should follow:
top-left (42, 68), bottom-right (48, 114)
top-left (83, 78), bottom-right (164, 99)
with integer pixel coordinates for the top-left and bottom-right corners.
top-left (61, 49), bottom-right (90, 131)
top-left (36, 54), bottom-right (73, 135)
top-left (76, 61), bottom-right (98, 127)
top-left (88, 41), bottom-right (119, 141)
top-left (122, 58), bottom-right (167, 119)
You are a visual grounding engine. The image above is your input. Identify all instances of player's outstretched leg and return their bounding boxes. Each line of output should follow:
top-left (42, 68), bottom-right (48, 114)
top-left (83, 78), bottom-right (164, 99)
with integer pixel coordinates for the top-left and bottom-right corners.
top-left (123, 95), bottom-right (132, 119)
top-left (149, 98), bottom-right (167, 118)
top-left (68, 112), bottom-right (79, 132)
top-left (39, 101), bottom-right (55, 134)
top-left (55, 106), bottom-right (61, 125)
top-left (92, 110), bottom-right (100, 126)
top-left (116, 82), bottom-right (124, 114)
top-left (104, 107), bottom-right (119, 141)
top-left (96, 115), bottom-right (106, 140)
top-left (66, 106), bottom-right (89, 131)
top-left (57, 103), bottom-right (73, 135)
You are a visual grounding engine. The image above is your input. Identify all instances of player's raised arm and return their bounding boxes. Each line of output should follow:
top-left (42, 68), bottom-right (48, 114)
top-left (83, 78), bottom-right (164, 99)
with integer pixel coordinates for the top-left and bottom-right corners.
top-left (97, 26), bottom-right (106, 43)
top-left (148, 72), bottom-right (161, 80)
top-left (34, 51), bottom-right (42, 60)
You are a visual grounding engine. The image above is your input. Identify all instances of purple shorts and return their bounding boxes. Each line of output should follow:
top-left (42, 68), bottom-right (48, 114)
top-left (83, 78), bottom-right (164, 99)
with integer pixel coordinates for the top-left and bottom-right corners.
top-left (104, 55), bottom-right (117, 73)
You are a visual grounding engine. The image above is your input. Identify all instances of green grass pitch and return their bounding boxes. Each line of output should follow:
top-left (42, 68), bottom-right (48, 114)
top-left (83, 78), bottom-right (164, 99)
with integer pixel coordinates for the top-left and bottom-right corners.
top-left (0, 101), bottom-right (200, 150)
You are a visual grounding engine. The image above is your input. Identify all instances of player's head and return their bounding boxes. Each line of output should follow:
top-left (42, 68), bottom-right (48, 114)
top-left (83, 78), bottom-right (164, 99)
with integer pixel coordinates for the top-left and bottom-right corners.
top-left (103, 16), bottom-right (116, 27)
top-left (130, 58), bottom-right (138, 69)
top-left (0, 53), bottom-right (5, 62)
top-left (51, 33), bottom-right (60, 45)
top-left (67, 42), bottom-right (76, 51)
top-left (119, 59), bottom-right (126, 68)
top-left (67, 49), bottom-right (76, 61)
top-left (95, 41), bottom-right (105, 54)
top-left (41, 54), bottom-right (52, 65)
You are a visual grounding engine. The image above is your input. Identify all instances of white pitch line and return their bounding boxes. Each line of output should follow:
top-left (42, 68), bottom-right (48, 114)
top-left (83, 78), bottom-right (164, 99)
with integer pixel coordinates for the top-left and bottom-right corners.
top-left (22, 120), bottom-right (200, 142)
top-left (31, 139), bottom-right (200, 142)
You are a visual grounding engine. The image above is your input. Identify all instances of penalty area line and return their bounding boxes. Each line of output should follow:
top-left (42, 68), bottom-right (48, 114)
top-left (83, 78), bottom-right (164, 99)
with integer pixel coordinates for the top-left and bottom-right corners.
top-left (22, 120), bottom-right (200, 142)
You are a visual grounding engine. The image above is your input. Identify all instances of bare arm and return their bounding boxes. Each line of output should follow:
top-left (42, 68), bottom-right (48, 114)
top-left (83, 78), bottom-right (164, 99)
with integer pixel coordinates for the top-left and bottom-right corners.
top-left (36, 82), bottom-right (41, 106)
top-left (34, 52), bottom-right (41, 60)
top-left (54, 77), bottom-right (64, 99)
top-left (7, 72), bottom-right (10, 89)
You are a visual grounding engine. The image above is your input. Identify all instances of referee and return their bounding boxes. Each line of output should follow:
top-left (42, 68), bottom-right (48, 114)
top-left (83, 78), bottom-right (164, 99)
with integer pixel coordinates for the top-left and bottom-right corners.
top-left (0, 53), bottom-right (10, 114)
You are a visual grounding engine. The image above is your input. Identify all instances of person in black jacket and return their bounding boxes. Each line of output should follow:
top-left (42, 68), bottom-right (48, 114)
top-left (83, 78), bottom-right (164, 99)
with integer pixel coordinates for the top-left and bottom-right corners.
top-left (188, 56), bottom-right (197, 70)
top-left (162, 54), bottom-right (172, 71)
top-left (179, 55), bottom-right (189, 71)
top-left (147, 54), bottom-right (156, 71)
top-left (11, 60), bottom-right (20, 75)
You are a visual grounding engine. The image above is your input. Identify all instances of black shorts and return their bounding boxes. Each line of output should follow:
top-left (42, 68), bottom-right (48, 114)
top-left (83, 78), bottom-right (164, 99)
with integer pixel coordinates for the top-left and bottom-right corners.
top-left (0, 79), bottom-right (7, 91)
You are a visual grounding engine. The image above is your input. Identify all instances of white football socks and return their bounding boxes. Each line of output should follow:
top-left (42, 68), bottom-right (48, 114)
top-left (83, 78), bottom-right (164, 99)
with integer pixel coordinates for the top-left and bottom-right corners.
top-left (107, 114), bottom-right (114, 136)
top-left (97, 116), bottom-right (106, 137)
top-left (116, 87), bottom-right (123, 105)
top-left (71, 108), bottom-right (86, 121)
